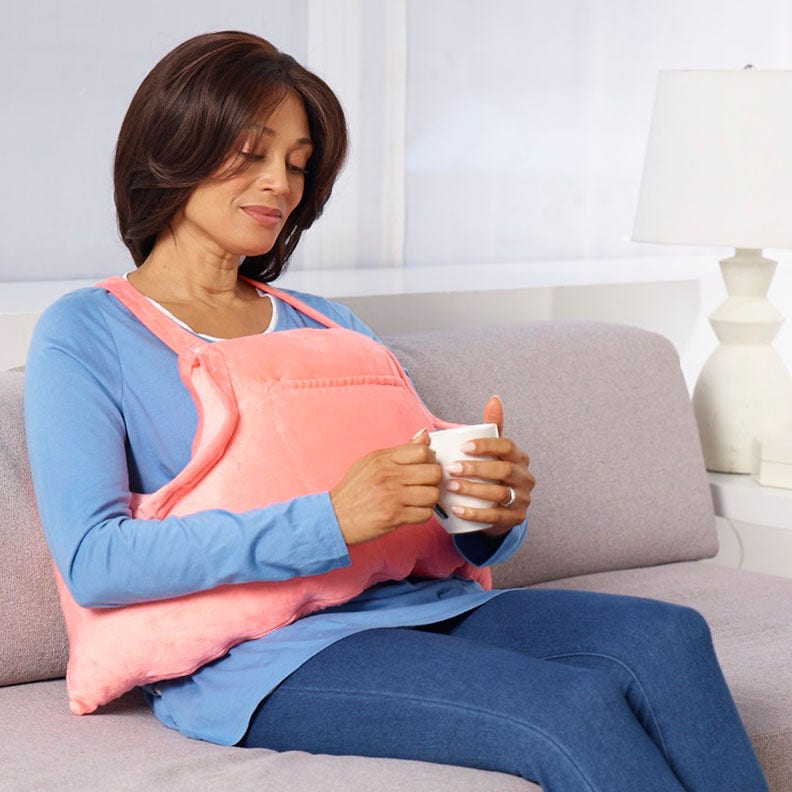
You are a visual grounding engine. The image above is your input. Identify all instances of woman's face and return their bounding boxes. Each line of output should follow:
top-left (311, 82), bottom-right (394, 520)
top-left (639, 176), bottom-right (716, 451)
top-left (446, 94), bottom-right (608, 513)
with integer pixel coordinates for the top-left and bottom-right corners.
top-left (170, 91), bottom-right (313, 261)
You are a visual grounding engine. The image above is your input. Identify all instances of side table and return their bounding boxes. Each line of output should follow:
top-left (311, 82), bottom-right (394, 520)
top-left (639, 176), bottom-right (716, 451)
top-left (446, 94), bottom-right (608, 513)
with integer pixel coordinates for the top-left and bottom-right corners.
top-left (708, 472), bottom-right (792, 578)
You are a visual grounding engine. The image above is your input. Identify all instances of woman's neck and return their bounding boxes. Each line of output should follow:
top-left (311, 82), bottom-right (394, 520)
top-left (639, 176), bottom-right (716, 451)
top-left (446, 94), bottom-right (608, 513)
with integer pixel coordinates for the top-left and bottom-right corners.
top-left (129, 232), bottom-right (244, 306)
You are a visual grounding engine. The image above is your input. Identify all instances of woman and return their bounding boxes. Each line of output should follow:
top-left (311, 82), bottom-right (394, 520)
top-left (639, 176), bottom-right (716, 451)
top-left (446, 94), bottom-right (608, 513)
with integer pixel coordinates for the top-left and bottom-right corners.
top-left (25, 31), bottom-right (767, 791)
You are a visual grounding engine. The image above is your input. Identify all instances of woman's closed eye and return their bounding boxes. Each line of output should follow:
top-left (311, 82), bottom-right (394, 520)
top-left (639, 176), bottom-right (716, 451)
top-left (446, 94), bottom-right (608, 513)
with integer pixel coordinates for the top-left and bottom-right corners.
top-left (240, 149), bottom-right (265, 162)
top-left (239, 150), bottom-right (309, 175)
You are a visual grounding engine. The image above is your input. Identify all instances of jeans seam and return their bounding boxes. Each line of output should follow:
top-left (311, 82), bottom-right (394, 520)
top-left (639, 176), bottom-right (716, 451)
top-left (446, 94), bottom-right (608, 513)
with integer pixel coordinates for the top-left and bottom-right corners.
top-left (289, 685), bottom-right (598, 792)
top-left (541, 651), bottom-right (671, 763)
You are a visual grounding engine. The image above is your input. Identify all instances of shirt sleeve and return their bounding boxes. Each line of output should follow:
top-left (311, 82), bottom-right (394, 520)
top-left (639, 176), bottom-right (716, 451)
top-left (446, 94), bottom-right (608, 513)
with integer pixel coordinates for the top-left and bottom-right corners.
top-left (24, 297), bottom-right (351, 609)
top-left (281, 289), bottom-right (383, 342)
top-left (453, 519), bottom-right (528, 567)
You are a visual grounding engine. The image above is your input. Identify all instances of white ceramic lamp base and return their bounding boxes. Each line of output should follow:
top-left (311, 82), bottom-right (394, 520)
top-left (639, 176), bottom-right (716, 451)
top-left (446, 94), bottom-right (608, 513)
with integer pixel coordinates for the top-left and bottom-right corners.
top-left (693, 248), bottom-right (792, 473)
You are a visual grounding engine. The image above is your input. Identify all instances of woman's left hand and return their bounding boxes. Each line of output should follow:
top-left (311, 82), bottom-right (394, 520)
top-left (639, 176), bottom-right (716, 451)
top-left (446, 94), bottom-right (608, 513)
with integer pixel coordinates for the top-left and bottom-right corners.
top-left (444, 396), bottom-right (535, 538)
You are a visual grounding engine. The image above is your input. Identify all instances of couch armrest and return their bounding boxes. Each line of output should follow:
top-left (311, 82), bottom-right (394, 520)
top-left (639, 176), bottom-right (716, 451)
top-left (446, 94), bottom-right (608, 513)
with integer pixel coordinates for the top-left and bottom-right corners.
top-left (0, 370), bottom-right (68, 686)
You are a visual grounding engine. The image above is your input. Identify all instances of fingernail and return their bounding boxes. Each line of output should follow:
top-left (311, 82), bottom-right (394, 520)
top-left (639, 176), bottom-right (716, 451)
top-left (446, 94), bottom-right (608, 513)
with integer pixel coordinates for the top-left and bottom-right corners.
top-left (446, 463), bottom-right (464, 474)
top-left (460, 442), bottom-right (476, 453)
top-left (411, 428), bottom-right (428, 440)
top-left (445, 480), bottom-right (461, 492)
top-left (451, 506), bottom-right (465, 516)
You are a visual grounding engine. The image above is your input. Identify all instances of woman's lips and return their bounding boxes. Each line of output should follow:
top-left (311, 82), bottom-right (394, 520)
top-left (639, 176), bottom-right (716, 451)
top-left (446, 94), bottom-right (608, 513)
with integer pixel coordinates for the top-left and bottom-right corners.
top-left (242, 205), bottom-right (283, 227)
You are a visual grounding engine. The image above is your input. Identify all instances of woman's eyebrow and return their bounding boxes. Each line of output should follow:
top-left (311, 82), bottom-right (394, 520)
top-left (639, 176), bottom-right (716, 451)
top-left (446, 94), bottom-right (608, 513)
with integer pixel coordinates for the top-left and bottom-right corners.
top-left (249, 124), bottom-right (312, 147)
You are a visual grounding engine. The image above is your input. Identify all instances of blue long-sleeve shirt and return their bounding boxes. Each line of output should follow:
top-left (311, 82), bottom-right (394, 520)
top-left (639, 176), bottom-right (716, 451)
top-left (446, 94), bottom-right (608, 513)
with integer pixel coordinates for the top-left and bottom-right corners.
top-left (24, 282), bottom-right (527, 746)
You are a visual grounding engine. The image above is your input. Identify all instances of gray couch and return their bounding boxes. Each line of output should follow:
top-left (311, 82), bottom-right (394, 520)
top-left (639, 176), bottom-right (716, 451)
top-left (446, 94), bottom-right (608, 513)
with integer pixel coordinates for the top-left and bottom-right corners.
top-left (2, 321), bottom-right (791, 791)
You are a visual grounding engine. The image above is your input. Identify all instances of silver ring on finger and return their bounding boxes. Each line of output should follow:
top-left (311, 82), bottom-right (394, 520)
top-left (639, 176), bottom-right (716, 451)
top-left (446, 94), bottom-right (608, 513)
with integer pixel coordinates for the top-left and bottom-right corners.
top-left (500, 486), bottom-right (517, 508)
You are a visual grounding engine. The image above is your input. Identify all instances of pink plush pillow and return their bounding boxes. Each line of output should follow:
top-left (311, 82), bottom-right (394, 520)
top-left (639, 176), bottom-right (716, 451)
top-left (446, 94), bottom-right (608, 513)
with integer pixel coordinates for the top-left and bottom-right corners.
top-left (55, 279), bottom-right (490, 714)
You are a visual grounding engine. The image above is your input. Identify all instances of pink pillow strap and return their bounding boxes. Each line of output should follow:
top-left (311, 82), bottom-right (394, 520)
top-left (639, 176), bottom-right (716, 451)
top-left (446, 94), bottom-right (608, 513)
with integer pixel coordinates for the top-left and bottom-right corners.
top-left (239, 276), bottom-right (344, 330)
top-left (97, 276), bottom-right (206, 357)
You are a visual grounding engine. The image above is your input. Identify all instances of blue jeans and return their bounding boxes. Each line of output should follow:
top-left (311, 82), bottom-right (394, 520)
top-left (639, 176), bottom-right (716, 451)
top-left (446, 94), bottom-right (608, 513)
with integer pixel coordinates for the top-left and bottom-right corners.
top-left (241, 589), bottom-right (767, 791)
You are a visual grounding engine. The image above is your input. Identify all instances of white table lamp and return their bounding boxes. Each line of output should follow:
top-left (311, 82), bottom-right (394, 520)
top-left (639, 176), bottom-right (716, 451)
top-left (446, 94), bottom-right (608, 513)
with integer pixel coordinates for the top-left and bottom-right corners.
top-left (633, 69), bottom-right (792, 473)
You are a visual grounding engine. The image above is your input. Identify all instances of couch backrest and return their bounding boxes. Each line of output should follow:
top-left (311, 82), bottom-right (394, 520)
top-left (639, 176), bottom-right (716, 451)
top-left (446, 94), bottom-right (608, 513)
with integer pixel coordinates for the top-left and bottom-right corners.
top-left (0, 370), bottom-right (68, 686)
top-left (385, 321), bottom-right (717, 589)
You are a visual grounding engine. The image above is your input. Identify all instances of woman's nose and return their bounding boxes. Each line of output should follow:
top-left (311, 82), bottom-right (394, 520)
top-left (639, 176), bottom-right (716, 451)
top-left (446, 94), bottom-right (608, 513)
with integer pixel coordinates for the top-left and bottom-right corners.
top-left (255, 159), bottom-right (289, 195)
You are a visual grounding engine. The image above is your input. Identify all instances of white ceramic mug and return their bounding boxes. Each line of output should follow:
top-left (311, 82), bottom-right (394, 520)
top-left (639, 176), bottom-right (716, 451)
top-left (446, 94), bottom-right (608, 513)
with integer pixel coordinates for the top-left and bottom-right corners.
top-left (428, 423), bottom-right (499, 533)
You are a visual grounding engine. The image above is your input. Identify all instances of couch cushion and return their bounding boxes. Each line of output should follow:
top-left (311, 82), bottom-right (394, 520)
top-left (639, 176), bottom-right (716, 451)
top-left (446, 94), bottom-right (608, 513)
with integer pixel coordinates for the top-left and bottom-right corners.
top-left (533, 560), bottom-right (792, 791)
top-left (387, 323), bottom-right (717, 587)
top-left (0, 680), bottom-right (538, 792)
top-left (0, 370), bottom-right (68, 686)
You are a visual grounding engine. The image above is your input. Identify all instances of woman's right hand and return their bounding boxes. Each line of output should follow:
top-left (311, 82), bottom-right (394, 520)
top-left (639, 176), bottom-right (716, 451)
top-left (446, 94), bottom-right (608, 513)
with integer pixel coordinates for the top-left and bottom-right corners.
top-left (329, 430), bottom-right (442, 545)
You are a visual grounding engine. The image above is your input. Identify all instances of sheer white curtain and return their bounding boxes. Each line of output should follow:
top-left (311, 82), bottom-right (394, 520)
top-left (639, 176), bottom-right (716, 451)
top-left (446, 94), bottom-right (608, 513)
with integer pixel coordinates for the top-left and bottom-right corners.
top-left (290, 0), bottom-right (407, 271)
top-left (3, 0), bottom-right (792, 282)
top-left (0, 0), bottom-right (404, 281)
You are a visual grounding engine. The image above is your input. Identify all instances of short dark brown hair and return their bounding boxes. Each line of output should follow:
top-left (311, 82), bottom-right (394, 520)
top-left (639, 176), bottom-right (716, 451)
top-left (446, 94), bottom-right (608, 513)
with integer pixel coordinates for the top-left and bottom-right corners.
top-left (114, 31), bottom-right (347, 280)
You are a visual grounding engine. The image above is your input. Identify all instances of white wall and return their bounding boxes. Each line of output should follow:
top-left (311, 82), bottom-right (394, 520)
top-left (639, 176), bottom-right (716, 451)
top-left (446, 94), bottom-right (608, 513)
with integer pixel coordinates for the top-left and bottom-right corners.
top-left (404, 0), bottom-right (792, 267)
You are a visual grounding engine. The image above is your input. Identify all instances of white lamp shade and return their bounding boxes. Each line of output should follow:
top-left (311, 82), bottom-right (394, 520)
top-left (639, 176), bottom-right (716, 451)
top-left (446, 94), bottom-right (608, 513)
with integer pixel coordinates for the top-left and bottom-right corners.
top-left (633, 70), bottom-right (792, 249)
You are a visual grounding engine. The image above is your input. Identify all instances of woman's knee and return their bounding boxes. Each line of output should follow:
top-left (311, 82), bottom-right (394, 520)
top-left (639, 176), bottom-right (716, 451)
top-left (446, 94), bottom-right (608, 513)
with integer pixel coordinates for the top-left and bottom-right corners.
top-left (639, 600), bottom-right (713, 651)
